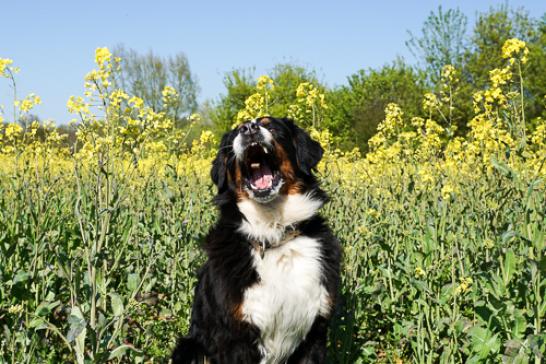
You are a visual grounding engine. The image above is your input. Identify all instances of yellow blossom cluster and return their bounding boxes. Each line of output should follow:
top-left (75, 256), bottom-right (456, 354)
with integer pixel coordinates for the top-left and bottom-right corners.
top-left (162, 86), bottom-right (178, 109)
top-left (67, 96), bottom-right (90, 115)
top-left (14, 94), bottom-right (41, 113)
top-left (235, 75), bottom-right (275, 125)
top-left (0, 58), bottom-right (14, 77)
top-left (288, 82), bottom-right (328, 128)
top-left (423, 92), bottom-right (439, 112)
top-left (455, 277), bottom-right (473, 295)
top-left (502, 38), bottom-right (529, 64)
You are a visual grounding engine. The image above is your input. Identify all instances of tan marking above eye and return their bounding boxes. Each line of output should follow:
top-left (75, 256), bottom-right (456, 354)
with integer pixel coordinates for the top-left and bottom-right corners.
top-left (258, 117), bottom-right (271, 125)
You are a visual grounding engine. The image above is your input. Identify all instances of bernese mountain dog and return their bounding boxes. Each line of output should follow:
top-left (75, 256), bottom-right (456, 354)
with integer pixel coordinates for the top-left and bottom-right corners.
top-left (172, 117), bottom-right (341, 364)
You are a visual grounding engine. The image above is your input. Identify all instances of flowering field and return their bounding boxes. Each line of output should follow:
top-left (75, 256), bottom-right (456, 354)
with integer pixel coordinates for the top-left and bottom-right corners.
top-left (1, 39), bottom-right (545, 363)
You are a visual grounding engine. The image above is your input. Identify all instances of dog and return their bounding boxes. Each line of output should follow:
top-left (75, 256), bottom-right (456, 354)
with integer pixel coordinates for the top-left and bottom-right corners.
top-left (172, 117), bottom-right (341, 364)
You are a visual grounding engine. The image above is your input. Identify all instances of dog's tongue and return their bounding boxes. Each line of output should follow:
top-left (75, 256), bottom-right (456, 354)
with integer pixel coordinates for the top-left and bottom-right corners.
top-left (251, 164), bottom-right (273, 189)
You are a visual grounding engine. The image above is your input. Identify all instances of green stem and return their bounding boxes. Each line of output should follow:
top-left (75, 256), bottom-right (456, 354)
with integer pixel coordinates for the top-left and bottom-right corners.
top-left (518, 62), bottom-right (526, 146)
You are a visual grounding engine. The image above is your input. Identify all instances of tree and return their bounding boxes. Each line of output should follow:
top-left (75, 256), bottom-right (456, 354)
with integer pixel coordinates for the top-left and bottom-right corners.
top-left (207, 68), bottom-right (256, 133)
top-left (328, 60), bottom-right (425, 151)
top-left (406, 6), bottom-right (468, 84)
top-left (407, 5), bottom-right (544, 131)
top-left (268, 64), bottom-right (321, 118)
top-left (526, 14), bottom-right (546, 120)
top-left (465, 5), bottom-right (537, 88)
top-left (112, 45), bottom-right (199, 121)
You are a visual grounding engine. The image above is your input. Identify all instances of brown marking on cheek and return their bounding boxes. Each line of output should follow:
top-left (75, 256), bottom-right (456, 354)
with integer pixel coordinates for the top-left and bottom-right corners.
top-left (233, 162), bottom-right (249, 200)
top-left (274, 142), bottom-right (303, 195)
top-left (274, 142), bottom-right (295, 181)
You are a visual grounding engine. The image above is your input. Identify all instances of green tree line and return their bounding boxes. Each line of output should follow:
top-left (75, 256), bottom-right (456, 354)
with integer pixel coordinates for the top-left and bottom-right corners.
top-left (206, 5), bottom-right (546, 151)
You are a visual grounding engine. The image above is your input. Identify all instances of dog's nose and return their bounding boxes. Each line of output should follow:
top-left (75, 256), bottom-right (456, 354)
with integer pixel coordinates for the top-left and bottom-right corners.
top-left (240, 122), bottom-right (259, 136)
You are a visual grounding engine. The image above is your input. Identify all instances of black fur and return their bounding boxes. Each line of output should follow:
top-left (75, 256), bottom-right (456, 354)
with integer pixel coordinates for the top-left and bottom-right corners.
top-left (173, 117), bottom-right (341, 364)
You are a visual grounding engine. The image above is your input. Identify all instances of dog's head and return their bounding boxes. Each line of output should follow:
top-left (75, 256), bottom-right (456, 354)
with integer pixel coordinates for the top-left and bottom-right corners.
top-left (211, 117), bottom-right (323, 204)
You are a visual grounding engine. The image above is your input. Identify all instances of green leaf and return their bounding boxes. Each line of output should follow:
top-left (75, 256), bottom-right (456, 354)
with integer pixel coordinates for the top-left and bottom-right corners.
top-left (501, 249), bottom-right (517, 286)
top-left (511, 309), bottom-right (527, 339)
top-left (13, 271), bottom-right (30, 284)
top-left (108, 344), bottom-right (138, 360)
top-left (67, 312), bottom-right (86, 343)
top-left (34, 300), bottom-right (60, 317)
top-left (28, 317), bottom-right (47, 330)
top-left (110, 293), bottom-right (124, 317)
top-left (490, 156), bottom-right (516, 178)
top-left (127, 272), bottom-right (140, 292)
top-left (468, 326), bottom-right (500, 358)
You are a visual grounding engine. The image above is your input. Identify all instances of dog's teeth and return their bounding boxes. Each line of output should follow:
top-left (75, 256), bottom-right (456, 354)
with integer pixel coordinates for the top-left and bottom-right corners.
top-left (251, 142), bottom-right (257, 146)
top-left (251, 163), bottom-right (260, 169)
top-left (263, 147), bottom-right (268, 154)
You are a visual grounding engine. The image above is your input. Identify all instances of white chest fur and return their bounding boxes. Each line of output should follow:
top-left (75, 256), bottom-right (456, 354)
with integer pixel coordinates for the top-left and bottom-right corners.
top-left (237, 193), bottom-right (331, 364)
top-left (241, 236), bottom-right (330, 364)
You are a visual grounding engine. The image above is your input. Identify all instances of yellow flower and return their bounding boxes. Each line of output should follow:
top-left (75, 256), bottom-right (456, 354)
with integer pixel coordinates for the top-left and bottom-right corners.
top-left (418, 167), bottom-right (435, 185)
top-left (256, 75), bottom-right (274, 91)
top-left (414, 267), bottom-right (426, 278)
top-left (15, 94), bottom-right (41, 113)
top-left (199, 130), bottom-right (215, 144)
top-left (5, 123), bottom-right (23, 138)
top-left (366, 208), bottom-right (380, 219)
top-left (501, 38), bottom-right (528, 61)
top-left (423, 93), bottom-right (438, 112)
top-left (356, 225), bottom-right (370, 235)
top-left (128, 96), bottom-right (144, 109)
top-left (189, 113), bottom-right (201, 123)
top-left (484, 238), bottom-right (495, 249)
top-left (162, 85), bottom-right (179, 108)
top-left (489, 67), bottom-right (512, 88)
top-left (0, 58), bottom-right (14, 76)
top-left (67, 96), bottom-right (90, 114)
top-left (236, 79), bottom-right (274, 123)
top-left (455, 277), bottom-right (473, 294)
top-left (95, 47), bottom-right (112, 66)
top-left (441, 65), bottom-right (458, 84)
top-left (8, 304), bottom-right (24, 315)
top-left (441, 183), bottom-right (456, 200)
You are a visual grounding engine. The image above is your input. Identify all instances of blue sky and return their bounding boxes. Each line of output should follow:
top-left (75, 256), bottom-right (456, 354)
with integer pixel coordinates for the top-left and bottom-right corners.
top-left (1, 0), bottom-right (544, 124)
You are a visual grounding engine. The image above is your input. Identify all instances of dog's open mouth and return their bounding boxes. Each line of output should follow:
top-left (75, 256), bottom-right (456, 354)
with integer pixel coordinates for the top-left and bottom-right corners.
top-left (242, 142), bottom-right (282, 198)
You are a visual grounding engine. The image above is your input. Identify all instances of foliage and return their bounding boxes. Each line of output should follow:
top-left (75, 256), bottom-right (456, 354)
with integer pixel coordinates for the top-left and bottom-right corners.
top-left (524, 14), bottom-right (546, 120)
top-left (328, 60), bottom-right (426, 151)
top-left (465, 6), bottom-right (537, 89)
top-left (406, 6), bottom-right (468, 83)
top-left (1, 34), bottom-right (545, 364)
top-left (207, 68), bottom-right (256, 132)
top-left (112, 45), bottom-right (199, 122)
top-left (406, 6), bottom-right (546, 137)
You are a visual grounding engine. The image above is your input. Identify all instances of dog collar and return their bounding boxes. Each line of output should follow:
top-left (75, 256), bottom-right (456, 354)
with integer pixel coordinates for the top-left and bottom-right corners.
top-left (249, 225), bottom-right (301, 259)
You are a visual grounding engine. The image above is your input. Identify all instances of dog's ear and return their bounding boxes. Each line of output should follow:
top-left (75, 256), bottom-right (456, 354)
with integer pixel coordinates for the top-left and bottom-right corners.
top-left (287, 119), bottom-right (324, 175)
top-left (211, 133), bottom-right (230, 190)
